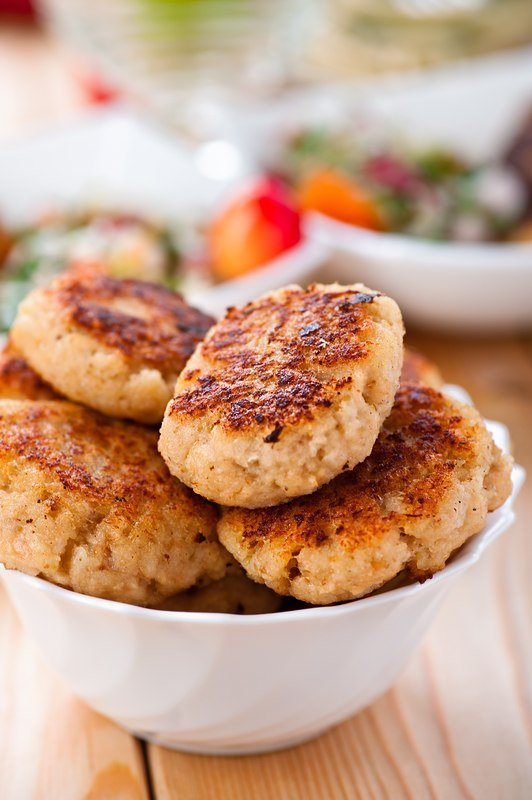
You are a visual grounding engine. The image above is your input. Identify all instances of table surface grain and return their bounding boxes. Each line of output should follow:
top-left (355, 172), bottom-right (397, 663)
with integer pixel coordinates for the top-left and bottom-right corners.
top-left (0, 21), bottom-right (531, 800)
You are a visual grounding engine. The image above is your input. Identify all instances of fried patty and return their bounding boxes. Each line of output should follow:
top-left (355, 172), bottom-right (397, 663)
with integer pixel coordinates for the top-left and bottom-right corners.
top-left (401, 347), bottom-right (443, 389)
top-left (157, 564), bottom-right (282, 615)
top-left (10, 264), bottom-right (215, 423)
top-left (0, 399), bottom-right (227, 605)
top-left (159, 283), bottom-right (404, 508)
top-left (218, 382), bottom-right (513, 605)
top-left (0, 340), bottom-right (60, 400)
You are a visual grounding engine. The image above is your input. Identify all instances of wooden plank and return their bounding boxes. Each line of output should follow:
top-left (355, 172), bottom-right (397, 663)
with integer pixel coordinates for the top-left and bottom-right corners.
top-left (0, 585), bottom-right (150, 800)
top-left (148, 334), bottom-right (532, 799)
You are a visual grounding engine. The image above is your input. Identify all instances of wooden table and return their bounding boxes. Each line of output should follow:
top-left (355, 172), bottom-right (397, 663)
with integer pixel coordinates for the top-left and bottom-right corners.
top-left (0, 21), bottom-right (531, 800)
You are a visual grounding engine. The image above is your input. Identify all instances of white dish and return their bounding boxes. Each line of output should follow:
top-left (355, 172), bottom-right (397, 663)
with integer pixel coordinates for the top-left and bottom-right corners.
top-left (241, 46), bottom-right (532, 333)
top-left (0, 108), bottom-right (326, 320)
top-left (308, 213), bottom-right (532, 332)
top-left (0, 399), bottom-right (524, 755)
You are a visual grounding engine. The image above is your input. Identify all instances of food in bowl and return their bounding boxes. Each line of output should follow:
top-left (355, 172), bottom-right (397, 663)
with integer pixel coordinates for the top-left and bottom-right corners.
top-left (0, 397), bottom-right (228, 606)
top-left (278, 126), bottom-right (529, 242)
top-left (10, 263), bottom-right (215, 423)
top-left (159, 283), bottom-right (404, 508)
top-left (1, 473), bottom-right (520, 755)
top-left (218, 380), bottom-right (511, 604)
top-left (2, 209), bottom-right (182, 284)
top-left (158, 561), bottom-right (282, 615)
top-left (0, 269), bottom-right (514, 618)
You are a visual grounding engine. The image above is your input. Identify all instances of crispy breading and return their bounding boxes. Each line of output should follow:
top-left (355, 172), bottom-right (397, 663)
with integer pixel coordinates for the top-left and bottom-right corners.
top-left (160, 283), bottom-right (404, 507)
top-left (218, 382), bottom-right (513, 605)
top-left (10, 264), bottom-right (214, 423)
top-left (0, 399), bottom-right (227, 605)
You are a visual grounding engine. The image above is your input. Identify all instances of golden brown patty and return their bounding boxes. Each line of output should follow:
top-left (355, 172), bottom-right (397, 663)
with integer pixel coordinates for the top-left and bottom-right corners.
top-left (160, 282), bottom-right (404, 507)
top-left (218, 382), bottom-right (513, 605)
top-left (0, 340), bottom-right (60, 400)
top-left (10, 264), bottom-right (215, 423)
top-left (157, 567), bottom-right (282, 615)
top-left (401, 347), bottom-right (443, 389)
top-left (0, 399), bottom-right (227, 605)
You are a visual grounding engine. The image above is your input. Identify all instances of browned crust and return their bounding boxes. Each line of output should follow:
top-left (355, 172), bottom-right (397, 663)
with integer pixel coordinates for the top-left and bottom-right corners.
top-left (48, 263), bottom-right (214, 371)
top-left (0, 400), bottom-right (216, 520)
top-left (169, 284), bottom-right (384, 431)
top-left (223, 382), bottom-right (481, 561)
top-left (0, 341), bottom-right (60, 401)
top-left (401, 347), bottom-right (443, 388)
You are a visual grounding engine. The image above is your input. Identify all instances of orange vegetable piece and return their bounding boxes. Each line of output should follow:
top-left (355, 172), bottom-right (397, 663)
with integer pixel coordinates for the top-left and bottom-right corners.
top-left (297, 168), bottom-right (383, 230)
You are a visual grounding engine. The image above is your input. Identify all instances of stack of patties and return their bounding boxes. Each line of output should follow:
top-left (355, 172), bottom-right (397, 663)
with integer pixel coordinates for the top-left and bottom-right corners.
top-left (159, 283), bottom-right (513, 606)
top-left (0, 264), bottom-right (281, 612)
top-left (0, 269), bottom-right (513, 612)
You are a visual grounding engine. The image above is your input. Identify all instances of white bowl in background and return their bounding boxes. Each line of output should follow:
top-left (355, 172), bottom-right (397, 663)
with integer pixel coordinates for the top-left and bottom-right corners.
top-left (0, 411), bottom-right (524, 755)
top-left (0, 108), bottom-right (326, 321)
top-left (308, 213), bottom-right (532, 333)
top-left (238, 46), bottom-right (532, 333)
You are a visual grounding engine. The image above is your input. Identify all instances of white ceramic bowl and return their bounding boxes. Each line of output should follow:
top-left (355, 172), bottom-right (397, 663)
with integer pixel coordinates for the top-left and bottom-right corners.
top-left (308, 213), bottom-right (532, 332)
top-left (0, 407), bottom-right (524, 755)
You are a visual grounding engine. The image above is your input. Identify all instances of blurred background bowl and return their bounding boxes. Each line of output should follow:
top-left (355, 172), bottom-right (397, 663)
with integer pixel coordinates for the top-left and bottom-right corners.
top-left (239, 46), bottom-right (532, 332)
top-left (307, 215), bottom-right (532, 332)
